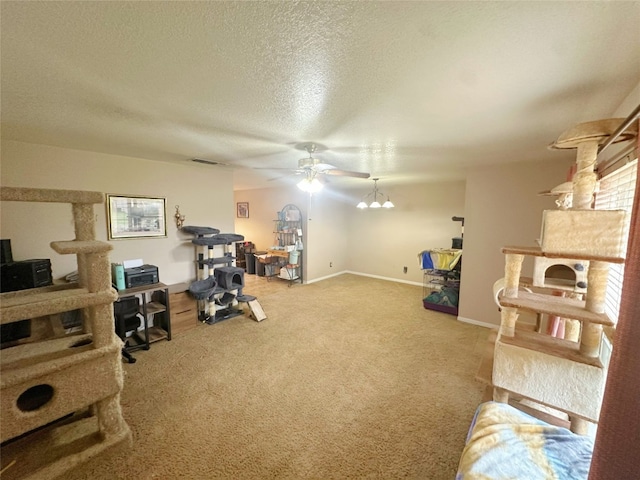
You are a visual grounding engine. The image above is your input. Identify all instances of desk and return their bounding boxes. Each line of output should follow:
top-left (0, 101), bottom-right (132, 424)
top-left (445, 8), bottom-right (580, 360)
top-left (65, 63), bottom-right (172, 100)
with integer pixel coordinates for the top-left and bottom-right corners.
top-left (117, 282), bottom-right (171, 351)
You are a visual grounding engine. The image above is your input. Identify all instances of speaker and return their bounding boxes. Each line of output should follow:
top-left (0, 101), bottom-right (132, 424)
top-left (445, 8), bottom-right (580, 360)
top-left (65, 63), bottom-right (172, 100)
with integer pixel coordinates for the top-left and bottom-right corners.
top-left (0, 239), bottom-right (13, 264)
top-left (0, 259), bottom-right (53, 293)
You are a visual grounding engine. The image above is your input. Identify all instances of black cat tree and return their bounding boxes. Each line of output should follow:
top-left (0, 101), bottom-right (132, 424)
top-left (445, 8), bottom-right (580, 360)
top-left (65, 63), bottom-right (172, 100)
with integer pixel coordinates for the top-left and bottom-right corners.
top-left (182, 226), bottom-right (266, 324)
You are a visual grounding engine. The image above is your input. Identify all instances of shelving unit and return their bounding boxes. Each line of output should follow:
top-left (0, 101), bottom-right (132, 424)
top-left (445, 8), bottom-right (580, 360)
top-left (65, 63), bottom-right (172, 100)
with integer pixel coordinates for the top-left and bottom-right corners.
top-left (117, 283), bottom-right (171, 351)
top-left (235, 242), bottom-right (247, 270)
top-left (420, 247), bottom-right (462, 316)
top-left (266, 204), bottom-right (303, 286)
top-left (422, 268), bottom-right (461, 316)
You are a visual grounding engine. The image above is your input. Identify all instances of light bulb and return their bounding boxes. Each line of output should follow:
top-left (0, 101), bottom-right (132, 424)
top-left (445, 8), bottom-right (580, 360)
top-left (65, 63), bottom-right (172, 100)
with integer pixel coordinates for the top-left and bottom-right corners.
top-left (382, 198), bottom-right (394, 208)
top-left (356, 201), bottom-right (368, 209)
top-left (297, 177), bottom-right (323, 193)
top-left (369, 201), bottom-right (381, 209)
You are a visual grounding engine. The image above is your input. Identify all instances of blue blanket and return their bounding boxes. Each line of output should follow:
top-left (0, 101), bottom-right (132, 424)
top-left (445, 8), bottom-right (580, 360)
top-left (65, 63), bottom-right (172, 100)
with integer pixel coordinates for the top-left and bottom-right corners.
top-left (456, 402), bottom-right (594, 480)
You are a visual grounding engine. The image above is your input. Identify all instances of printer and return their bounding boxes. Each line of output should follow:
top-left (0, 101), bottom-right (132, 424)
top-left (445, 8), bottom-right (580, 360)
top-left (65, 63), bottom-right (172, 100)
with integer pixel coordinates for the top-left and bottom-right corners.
top-left (124, 264), bottom-right (159, 289)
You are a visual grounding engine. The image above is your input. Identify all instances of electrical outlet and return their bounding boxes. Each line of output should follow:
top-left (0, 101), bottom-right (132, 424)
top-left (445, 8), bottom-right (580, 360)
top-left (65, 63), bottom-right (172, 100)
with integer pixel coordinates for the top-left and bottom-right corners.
top-left (330, 262), bottom-right (333, 268)
top-left (403, 266), bottom-right (408, 273)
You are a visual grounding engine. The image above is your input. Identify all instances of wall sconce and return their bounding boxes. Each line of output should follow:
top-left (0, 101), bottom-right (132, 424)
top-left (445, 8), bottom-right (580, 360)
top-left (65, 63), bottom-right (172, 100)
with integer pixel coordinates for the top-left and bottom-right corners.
top-left (356, 178), bottom-right (394, 209)
top-left (174, 205), bottom-right (186, 229)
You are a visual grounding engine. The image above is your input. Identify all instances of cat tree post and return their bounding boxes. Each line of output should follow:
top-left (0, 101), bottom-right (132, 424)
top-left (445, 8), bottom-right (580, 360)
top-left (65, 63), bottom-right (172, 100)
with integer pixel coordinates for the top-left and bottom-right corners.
top-left (580, 260), bottom-right (610, 357)
top-left (72, 203), bottom-right (95, 288)
top-left (572, 141), bottom-right (599, 209)
top-left (499, 253), bottom-right (523, 337)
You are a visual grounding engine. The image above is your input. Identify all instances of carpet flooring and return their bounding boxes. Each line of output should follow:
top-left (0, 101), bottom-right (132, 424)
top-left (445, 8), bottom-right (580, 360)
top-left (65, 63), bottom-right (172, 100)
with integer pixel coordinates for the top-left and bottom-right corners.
top-left (67, 274), bottom-right (489, 479)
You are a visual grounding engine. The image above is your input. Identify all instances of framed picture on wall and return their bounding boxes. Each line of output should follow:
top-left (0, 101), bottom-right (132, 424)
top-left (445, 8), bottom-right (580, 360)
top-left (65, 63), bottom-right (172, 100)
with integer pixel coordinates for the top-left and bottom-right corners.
top-left (237, 202), bottom-right (249, 218)
top-left (107, 194), bottom-right (167, 239)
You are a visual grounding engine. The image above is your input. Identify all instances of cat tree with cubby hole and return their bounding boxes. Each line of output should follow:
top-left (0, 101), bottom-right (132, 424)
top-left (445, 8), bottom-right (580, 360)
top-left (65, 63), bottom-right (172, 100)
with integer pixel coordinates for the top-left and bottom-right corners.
top-left (0, 187), bottom-right (131, 480)
top-left (181, 226), bottom-right (266, 323)
top-left (485, 117), bottom-right (637, 434)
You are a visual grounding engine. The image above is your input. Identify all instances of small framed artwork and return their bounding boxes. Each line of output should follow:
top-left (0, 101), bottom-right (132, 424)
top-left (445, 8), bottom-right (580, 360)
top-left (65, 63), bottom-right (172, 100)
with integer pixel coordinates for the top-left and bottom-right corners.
top-left (237, 202), bottom-right (249, 218)
top-left (107, 194), bottom-right (167, 240)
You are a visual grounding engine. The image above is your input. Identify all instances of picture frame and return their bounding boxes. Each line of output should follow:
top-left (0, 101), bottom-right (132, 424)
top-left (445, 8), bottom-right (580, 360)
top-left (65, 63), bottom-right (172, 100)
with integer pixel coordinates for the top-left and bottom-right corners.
top-left (237, 202), bottom-right (249, 218)
top-left (107, 194), bottom-right (167, 240)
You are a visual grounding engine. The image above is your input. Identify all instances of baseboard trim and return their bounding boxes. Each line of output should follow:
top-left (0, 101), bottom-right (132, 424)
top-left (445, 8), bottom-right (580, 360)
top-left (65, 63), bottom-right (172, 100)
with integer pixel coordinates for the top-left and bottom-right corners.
top-left (457, 316), bottom-right (497, 329)
top-left (344, 271), bottom-right (423, 287)
top-left (307, 271), bottom-right (422, 287)
top-left (305, 271), bottom-right (348, 284)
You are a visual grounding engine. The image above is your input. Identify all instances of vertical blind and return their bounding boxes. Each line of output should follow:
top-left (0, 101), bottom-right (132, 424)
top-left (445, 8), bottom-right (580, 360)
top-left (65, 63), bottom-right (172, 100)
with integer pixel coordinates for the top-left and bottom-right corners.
top-left (594, 158), bottom-right (638, 321)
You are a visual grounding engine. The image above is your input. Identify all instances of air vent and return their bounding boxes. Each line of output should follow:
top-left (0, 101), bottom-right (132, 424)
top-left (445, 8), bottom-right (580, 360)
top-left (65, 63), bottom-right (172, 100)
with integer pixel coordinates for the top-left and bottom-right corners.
top-left (191, 158), bottom-right (224, 166)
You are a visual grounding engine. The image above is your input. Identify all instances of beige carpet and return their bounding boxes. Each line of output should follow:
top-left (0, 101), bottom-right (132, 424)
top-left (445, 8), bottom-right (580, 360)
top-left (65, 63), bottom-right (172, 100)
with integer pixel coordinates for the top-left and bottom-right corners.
top-left (66, 274), bottom-right (488, 479)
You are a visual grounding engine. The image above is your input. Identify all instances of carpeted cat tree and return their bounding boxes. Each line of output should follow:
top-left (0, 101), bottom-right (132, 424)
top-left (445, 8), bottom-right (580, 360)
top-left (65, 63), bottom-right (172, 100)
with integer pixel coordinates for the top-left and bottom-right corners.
top-left (492, 117), bottom-right (638, 434)
top-left (0, 187), bottom-right (131, 479)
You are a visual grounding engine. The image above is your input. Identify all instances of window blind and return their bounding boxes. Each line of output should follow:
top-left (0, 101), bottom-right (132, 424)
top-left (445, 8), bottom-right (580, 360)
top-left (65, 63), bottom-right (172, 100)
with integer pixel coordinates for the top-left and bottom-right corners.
top-left (594, 158), bottom-right (638, 321)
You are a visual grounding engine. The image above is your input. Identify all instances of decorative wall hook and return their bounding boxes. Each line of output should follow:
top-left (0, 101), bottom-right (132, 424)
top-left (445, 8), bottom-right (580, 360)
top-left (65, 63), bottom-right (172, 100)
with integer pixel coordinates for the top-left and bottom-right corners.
top-left (175, 205), bottom-right (186, 229)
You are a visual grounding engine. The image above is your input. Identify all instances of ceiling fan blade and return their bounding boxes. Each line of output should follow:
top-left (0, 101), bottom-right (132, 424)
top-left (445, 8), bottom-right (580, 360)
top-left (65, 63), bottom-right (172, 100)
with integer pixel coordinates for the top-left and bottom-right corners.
top-left (322, 169), bottom-right (370, 179)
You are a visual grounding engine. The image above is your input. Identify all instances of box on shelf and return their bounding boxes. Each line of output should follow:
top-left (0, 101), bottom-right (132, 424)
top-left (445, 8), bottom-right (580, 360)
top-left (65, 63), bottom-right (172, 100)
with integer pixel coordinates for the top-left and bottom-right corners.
top-left (279, 266), bottom-right (299, 279)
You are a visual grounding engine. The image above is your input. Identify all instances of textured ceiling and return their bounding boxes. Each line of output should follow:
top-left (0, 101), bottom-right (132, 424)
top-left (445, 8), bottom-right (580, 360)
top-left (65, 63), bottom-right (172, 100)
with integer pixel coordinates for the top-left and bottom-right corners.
top-left (2, 1), bottom-right (639, 190)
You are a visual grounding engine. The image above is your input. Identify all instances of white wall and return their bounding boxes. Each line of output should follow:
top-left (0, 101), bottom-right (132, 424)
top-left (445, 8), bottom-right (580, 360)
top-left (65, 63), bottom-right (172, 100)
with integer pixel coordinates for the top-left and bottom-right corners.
top-left (305, 190), bottom-right (349, 280)
top-left (1, 140), bottom-right (235, 286)
top-left (346, 181), bottom-right (466, 284)
top-left (233, 186), bottom-right (349, 282)
top-left (233, 187), bottom-right (310, 253)
top-left (234, 181), bottom-right (465, 285)
top-left (457, 158), bottom-right (572, 327)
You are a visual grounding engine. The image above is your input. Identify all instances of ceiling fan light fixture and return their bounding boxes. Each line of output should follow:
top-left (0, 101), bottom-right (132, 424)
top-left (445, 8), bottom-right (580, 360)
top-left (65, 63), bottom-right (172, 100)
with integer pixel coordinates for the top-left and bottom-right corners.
top-left (297, 176), bottom-right (323, 193)
top-left (356, 178), bottom-right (394, 209)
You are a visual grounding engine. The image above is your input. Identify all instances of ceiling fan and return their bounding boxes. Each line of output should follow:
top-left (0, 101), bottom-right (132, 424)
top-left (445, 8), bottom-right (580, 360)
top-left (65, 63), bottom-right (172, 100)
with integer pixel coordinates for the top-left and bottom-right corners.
top-left (295, 143), bottom-right (371, 179)
top-left (291, 143), bottom-right (371, 193)
top-left (283, 143), bottom-right (369, 193)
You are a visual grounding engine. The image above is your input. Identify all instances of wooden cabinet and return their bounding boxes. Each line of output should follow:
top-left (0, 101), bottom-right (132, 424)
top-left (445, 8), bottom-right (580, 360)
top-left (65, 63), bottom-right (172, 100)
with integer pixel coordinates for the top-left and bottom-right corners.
top-left (160, 283), bottom-right (199, 336)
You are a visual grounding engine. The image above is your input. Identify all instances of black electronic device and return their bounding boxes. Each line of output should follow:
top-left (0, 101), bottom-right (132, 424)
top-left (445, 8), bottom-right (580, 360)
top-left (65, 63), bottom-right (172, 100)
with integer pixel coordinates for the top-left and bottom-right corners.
top-left (1, 239), bottom-right (13, 264)
top-left (124, 264), bottom-right (159, 289)
top-left (1, 319), bottom-right (32, 347)
top-left (0, 259), bottom-right (53, 293)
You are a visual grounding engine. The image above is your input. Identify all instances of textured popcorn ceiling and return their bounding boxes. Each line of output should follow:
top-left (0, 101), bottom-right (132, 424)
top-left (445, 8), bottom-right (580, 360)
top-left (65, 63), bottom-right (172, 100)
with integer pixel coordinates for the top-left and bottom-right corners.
top-left (1, 1), bottom-right (639, 190)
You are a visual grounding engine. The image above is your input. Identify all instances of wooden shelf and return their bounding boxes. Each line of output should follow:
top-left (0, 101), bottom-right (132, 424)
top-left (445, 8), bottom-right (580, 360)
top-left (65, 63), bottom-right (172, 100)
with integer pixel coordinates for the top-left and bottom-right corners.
top-left (499, 291), bottom-right (614, 326)
top-left (502, 245), bottom-right (625, 264)
top-left (266, 249), bottom-right (289, 258)
top-left (499, 329), bottom-right (604, 368)
top-left (144, 301), bottom-right (166, 316)
top-left (117, 282), bottom-right (166, 297)
top-left (146, 326), bottom-right (169, 343)
top-left (518, 276), bottom-right (582, 293)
